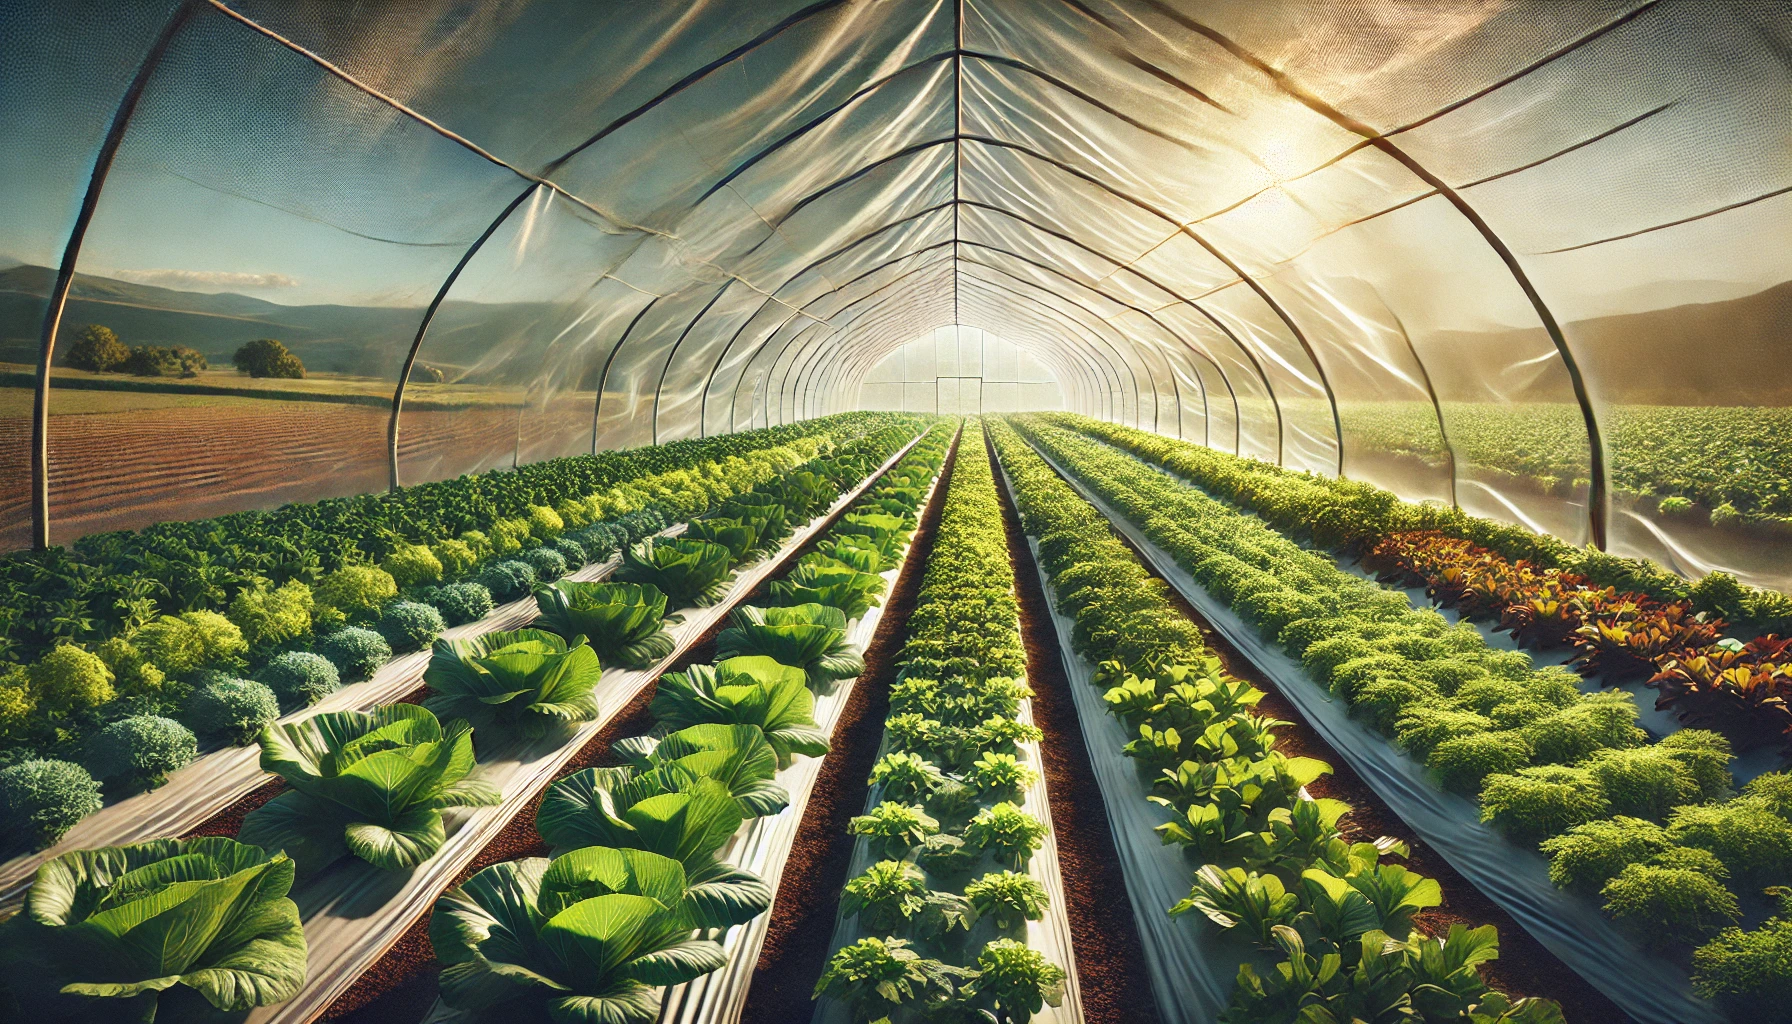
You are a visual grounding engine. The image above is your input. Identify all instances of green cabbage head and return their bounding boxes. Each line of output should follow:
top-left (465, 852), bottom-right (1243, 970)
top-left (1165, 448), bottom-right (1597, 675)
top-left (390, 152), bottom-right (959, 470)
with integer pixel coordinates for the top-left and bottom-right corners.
top-left (431, 845), bottom-right (767, 1023)
top-left (534, 581), bottom-right (679, 669)
top-left (0, 836), bottom-right (306, 1021)
top-left (239, 703), bottom-right (500, 874)
top-left (769, 561), bottom-right (887, 621)
top-left (424, 627), bottom-right (604, 735)
top-left (618, 538), bottom-right (734, 608)
top-left (715, 602), bottom-right (865, 690)
top-left (651, 656), bottom-right (830, 768)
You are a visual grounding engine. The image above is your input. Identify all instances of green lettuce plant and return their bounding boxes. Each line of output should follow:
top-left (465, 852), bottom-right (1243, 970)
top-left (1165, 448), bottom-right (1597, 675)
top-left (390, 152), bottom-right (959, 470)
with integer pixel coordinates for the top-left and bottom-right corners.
top-left (648, 656), bottom-right (829, 768)
top-left (685, 517), bottom-right (759, 560)
top-left (238, 703), bottom-right (499, 874)
top-left (714, 602), bottom-right (864, 690)
top-left (431, 846), bottom-right (760, 1024)
top-left (607, 723), bottom-right (789, 817)
top-left (767, 562), bottom-right (886, 620)
top-left (618, 538), bottom-right (734, 608)
top-left (424, 628), bottom-right (603, 738)
top-left (812, 937), bottom-right (967, 1023)
top-left (534, 581), bottom-right (678, 669)
top-left (0, 836), bottom-right (305, 1021)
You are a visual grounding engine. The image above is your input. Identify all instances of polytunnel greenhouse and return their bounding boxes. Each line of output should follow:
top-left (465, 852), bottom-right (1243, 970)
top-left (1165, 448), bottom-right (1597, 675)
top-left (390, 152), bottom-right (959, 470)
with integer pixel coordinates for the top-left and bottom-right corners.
top-left (1, 1), bottom-right (1789, 1021)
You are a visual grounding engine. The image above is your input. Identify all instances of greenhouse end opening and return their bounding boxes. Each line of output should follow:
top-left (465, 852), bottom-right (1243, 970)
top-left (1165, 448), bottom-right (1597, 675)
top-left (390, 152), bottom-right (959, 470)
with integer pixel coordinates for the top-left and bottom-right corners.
top-left (1, 3), bottom-right (1788, 1023)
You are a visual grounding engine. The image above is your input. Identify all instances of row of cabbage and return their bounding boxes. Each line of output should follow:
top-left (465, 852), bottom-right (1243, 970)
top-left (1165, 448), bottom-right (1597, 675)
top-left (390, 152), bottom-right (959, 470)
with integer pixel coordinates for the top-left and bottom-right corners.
top-left (1015, 415), bottom-right (1792, 1022)
top-left (987, 417), bottom-right (1558, 1023)
top-left (0, 422), bottom-right (928, 1022)
top-left (815, 419), bottom-right (1071, 1024)
top-left (0, 416), bottom-right (913, 853)
top-left (423, 422), bottom-right (953, 1022)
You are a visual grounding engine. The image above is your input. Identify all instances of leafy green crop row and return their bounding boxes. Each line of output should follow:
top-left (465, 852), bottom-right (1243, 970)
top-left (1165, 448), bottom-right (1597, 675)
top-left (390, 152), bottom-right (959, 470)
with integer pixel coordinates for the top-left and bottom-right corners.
top-left (988, 417), bottom-right (1557, 1024)
top-left (1049, 413), bottom-right (1792, 638)
top-left (1013, 415), bottom-right (1792, 1022)
top-left (0, 416), bottom-right (933, 851)
top-left (0, 419), bottom-right (936, 1022)
top-left (816, 421), bottom-right (1071, 1024)
top-left (1337, 401), bottom-right (1792, 528)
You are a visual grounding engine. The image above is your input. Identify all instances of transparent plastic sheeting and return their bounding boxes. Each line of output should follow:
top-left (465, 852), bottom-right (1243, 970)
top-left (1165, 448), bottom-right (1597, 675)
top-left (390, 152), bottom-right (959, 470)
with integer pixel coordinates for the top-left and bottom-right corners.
top-left (6, 1), bottom-right (1790, 593)
top-left (1028, 443), bottom-right (1724, 1024)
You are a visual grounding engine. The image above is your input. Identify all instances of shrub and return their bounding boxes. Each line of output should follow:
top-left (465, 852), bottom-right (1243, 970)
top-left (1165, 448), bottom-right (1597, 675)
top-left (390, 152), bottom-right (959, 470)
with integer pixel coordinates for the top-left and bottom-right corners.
top-left (490, 517), bottom-right (530, 554)
top-left (257, 651), bottom-right (340, 710)
top-left (431, 538), bottom-right (479, 578)
top-left (313, 565), bottom-right (398, 619)
top-left (1584, 746), bottom-right (1701, 821)
top-left (0, 759), bottom-right (101, 848)
top-left (233, 337), bottom-right (305, 377)
top-left (84, 715), bottom-right (196, 792)
top-left (519, 546), bottom-right (568, 582)
top-left (1411, 658), bottom-right (1487, 695)
top-left (552, 537), bottom-right (588, 567)
top-left (135, 610), bottom-right (248, 676)
top-left (526, 504), bottom-right (564, 540)
top-left (1742, 771), bottom-right (1792, 821)
top-left (0, 669), bottom-right (35, 743)
top-left (64, 324), bottom-right (130, 371)
top-left (1659, 729), bottom-right (1734, 801)
top-left (553, 498), bottom-right (592, 530)
top-left (317, 626), bottom-right (392, 681)
top-left (477, 559), bottom-right (537, 602)
top-left (1521, 692), bottom-right (1644, 765)
top-left (29, 644), bottom-right (115, 714)
top-left (1540, 817), bottom-right (1669, 894)
top-left (1602, 863), bottom-right (1739, 948)
top-left (1393, 706), bottom-right (1491, 759)
top-left (1480, 765), bottom-right (1610, 846)
top-left (1693, 901), bottom-right (1792, 1022)
top-left (382, 544), bottom-right (444, 589)
top-left (93, 636), bottom-right (166, 701)
top-left (1327, 654), bottom-right (1408, 699)
top-left (1652, 845), bottom-right (1731, 880)
top-left (184, 677), bottom-right (280, 745)
top-left (1302, 636), bottom-right (1373, 677)
top-left (378, 600), bottom-right (446, 652)
top-left (1428, 731), bottom-right (1532, 795)
top-left (432, 581), bottom-right (494, 626)
top-left (458, 530), bottom-right (493, 560)
top-left (227, 579), bottom-right (315, 650)
top-left (1666, 799), bottom-right (1792, 882)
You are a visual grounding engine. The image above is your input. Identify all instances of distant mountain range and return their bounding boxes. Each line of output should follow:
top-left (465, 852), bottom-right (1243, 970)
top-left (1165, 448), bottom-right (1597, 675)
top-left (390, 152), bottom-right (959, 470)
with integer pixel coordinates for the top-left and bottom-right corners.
top-left (0, 264), bottom-right (569, 383)
top-left (2, 263), bottom-right (1785, 404)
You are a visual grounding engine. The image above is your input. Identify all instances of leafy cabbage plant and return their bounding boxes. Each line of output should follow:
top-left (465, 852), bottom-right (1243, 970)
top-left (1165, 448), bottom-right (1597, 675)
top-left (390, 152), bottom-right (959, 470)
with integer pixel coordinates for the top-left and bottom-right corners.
top-left (768, 562), bottom-right (887, 621)
top-left (608, 723), bottom-right (790, 818)
top-left (431, 846), bottom-right (766, 1024)
top-left (238, 703), bottom-right (500, 874)
top-left (715, 603), bottom-right (864, 690)
top-left (618, 538), bottom-right (734, 608)
top-left (649, 656), bottom-right (830, 768)
top-left (424, 628), bottom-right (603, 736)
top-left (535, 581), bottom-right (680, 669)
top-left (0, 836), bottom-right (306, 1021)
top-left (685, 517), bottom-right (760, 560)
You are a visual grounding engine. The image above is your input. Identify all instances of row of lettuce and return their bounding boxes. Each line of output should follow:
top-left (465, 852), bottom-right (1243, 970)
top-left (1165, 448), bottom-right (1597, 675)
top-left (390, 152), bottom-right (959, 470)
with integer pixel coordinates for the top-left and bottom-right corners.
top-left (1060, 413), bottom-right (1792, 752)
top-left (0, 415), bottom-right (924, 853)
top-left (0, 419), bottom-right (936, 1022)
top-left (1016, 414), bottom-right (1792, 1022)
top-left (423, 421), bottom-right (953, 1022)
top-left (988, 417), bottom-right (1559, 1023)
top-left (813, 420), bottom-right (1070, 1024)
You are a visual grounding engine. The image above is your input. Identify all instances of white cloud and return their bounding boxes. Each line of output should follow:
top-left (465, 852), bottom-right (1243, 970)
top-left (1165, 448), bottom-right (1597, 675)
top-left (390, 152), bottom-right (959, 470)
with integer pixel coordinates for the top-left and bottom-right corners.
top-left (113, 268), bottom-right (300, 290)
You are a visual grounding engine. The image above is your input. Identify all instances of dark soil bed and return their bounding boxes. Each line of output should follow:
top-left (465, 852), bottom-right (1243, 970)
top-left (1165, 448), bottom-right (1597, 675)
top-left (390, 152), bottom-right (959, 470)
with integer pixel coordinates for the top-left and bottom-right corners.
top-left (986, 428), bottom-right (1165, 1024)
top-left (740, 427), bottom-right (960, 1022)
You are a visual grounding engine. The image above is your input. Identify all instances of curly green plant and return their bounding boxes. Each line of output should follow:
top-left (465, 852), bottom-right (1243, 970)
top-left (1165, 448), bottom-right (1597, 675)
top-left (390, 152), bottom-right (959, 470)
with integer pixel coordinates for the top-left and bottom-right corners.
top-left (962, 938), bottom-right (1066, 1024)
top-left (424, 628), bottom-right (602, 738)
top-left (813, 937), bottom-right (967, 1023)
top-left (534, 580), bottom-right (679, 669)
top-left (963, 802), bottom-right (1048, 869)
top-left (430, 846), bottom-right (762, 1024)
top-left (848, 801), bottom-right (941, 860)
top-left (0, 837), bottom-right (305, 1022)
top-left (238, 703), bottom-right (499, 874)
top-left (965, 870), bottom-right (1050, 930)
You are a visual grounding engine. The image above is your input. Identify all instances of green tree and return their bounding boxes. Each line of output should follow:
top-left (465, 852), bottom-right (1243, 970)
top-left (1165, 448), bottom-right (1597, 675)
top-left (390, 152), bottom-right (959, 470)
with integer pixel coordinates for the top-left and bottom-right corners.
top-left (233, 337), bottom-right (305, 378)
top-left (63, 324), bottom-right (129, 372)
top-left (171, 344), bottom-right (207, 375)
top-left (122, 344), bottom-right (183, 376)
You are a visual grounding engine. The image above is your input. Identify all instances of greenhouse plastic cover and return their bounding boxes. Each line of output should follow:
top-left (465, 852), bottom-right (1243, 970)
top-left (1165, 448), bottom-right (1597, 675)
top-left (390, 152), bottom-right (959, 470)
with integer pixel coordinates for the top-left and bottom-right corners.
top-left (4, 0), bottom-right (1789, 589)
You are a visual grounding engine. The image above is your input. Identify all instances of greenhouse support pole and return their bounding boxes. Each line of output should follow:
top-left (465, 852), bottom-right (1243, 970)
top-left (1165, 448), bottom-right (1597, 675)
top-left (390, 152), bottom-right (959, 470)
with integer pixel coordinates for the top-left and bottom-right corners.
top-left (591, 296), bottom-right (662, 453)
top-left (389, 182), bottom-right (540, 491)
top-left (29, 0), bottom-right (196, 549)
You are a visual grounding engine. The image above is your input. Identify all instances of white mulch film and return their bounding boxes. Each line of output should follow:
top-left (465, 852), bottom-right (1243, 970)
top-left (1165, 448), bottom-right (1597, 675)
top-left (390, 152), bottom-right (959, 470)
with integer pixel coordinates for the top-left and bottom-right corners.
top-left (251, 434), bottom-right (926, 1024)
top-left (1027, 442), bottom-right (1725, 1024)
